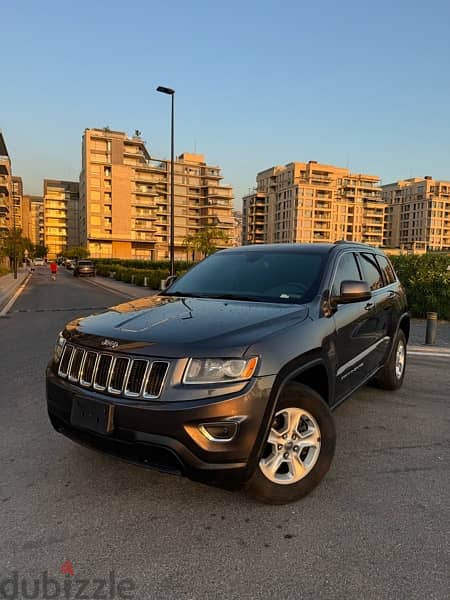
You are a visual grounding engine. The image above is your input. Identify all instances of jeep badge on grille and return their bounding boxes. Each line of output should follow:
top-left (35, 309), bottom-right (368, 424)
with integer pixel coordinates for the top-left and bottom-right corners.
top-left (101, 339), bottom-right (119, 349)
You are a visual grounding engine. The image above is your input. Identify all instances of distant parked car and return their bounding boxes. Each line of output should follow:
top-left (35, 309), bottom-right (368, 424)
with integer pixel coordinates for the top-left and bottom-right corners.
top-left (73, 260), bottom-right (95, 277)
top-left (33, 257), bottom-right (45, 266)
top-left (66, 260), bottom-right (76, 271)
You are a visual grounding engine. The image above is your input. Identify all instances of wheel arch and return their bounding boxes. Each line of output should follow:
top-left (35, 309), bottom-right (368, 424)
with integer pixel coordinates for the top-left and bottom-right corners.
top-left (398, 313), bottom-right (410, 343)
top-left (246, 351), bottom-right (333, 478)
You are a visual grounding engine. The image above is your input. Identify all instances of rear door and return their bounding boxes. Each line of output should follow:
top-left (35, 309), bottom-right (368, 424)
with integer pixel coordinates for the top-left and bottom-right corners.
top-left (355, 252), bottom-right (393, 373)
top-left (332, 251), bottom-right (377, 398)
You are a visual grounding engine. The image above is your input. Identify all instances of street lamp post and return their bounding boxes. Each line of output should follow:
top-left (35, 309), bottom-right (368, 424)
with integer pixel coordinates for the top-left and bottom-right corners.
top-left (156, 85), bottom-right (175, 277)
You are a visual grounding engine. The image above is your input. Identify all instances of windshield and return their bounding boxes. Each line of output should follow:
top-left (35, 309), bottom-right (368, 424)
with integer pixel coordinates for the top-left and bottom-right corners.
top-left (165, 250), bottom-right (326, 304)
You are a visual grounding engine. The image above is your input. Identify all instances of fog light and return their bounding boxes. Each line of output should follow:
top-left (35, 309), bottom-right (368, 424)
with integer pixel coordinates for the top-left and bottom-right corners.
top-left (199, 421), bottom-right (238, 442)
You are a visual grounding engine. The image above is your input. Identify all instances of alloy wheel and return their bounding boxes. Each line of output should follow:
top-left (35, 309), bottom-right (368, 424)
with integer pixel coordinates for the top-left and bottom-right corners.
top-left (259, 407), bottom-right (321, 485)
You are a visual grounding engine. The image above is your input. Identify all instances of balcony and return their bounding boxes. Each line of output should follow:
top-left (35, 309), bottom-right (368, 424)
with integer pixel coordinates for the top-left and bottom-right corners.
top-left (133, 222), bottom-right (156, 232)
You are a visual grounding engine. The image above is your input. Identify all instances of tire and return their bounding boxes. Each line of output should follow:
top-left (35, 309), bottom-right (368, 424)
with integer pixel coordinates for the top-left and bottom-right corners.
top-left (246, 383), bottom-right (336, 504)
top-left (373, 330), bottom-right (407, 391)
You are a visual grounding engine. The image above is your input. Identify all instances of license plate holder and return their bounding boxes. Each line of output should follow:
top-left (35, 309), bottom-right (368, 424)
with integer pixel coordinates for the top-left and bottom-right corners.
top-left (71, 396), bottom-right (114, 435)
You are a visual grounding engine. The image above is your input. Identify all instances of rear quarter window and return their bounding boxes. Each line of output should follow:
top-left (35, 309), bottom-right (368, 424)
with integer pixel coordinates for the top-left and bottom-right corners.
top-left (359, 253), bottom-right (384, 290)
top-left (375, 255), bottom-right (396, 285)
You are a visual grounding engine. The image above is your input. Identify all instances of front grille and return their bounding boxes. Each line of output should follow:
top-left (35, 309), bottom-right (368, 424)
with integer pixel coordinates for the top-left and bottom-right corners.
top-left (58, 344), bottom-right (169, 399)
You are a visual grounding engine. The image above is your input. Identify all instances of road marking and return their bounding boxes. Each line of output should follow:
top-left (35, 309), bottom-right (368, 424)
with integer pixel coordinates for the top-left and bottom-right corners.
top-left (11, 306), bottom-right (109, 313)
top-left (408, 351), bottom-right (450, 358)
top-left (0, 274), bottom-right (31, 317)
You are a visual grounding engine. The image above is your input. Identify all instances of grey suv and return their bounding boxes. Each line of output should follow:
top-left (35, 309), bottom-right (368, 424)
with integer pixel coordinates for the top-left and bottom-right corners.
top-left (47, 242), bottom-right (408, 504)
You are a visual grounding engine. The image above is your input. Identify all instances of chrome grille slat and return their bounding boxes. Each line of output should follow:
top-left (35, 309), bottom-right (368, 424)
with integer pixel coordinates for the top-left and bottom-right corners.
top-left (58, 345), bottom-right (74, 377)
top-left (80, 351), bottom-right (98, 386)
top-left (108, 357), bottom-right (130, 394)
top-left (57, 344), bottom-right (168, 399)
top-left (93, 354), bottom-right (113, 391)
top-left (144, 361), bottom-right (169, 398)
top-left (124, 359), bottom-right (148, 397)
top-left (68, 348), bottom-right (85, 382)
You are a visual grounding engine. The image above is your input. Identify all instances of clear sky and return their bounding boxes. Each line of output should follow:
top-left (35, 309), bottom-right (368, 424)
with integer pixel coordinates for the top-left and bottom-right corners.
top-left (2, 0), bottom-right (450, 206)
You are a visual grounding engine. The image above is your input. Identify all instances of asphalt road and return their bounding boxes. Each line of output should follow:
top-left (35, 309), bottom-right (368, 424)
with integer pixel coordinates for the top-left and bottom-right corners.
top-left (1, 267), bottom-right (449, 600)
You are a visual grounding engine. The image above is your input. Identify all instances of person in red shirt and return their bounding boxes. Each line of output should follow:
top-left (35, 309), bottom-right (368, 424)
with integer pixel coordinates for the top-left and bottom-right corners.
top-left (50, 261), bottom-right (57, 280)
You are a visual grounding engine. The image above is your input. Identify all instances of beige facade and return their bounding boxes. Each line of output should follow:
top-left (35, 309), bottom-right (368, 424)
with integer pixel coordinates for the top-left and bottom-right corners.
top-left (0, 132), bottom-right (12, 243)
top-left (382, 177), bottom-right (450, 251)
top-left (22, 195), bottom-right (44, 246)
top-left (243, 161), bottom-right (386, 246)
top-left (43, 180), bottom-right (80, 259)
top-left (232, 209), bottom-right (243, 246)
top-left (80, 128), bottom-right (234, 260)
top-left (11, 176), bottom-right (23, 231)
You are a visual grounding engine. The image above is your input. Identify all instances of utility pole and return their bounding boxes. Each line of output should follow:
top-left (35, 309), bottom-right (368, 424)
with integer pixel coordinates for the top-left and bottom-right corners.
top-left (12, 190), bottom-right (17, 279)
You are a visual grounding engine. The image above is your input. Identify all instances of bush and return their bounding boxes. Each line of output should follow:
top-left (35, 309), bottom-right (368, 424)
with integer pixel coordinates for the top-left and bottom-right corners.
top-left (390, 253), bottom-right (450, 320)
top-left (91, 258), bottom-right (196, 291)
top-left (93, 262), bottom-right (170, 290)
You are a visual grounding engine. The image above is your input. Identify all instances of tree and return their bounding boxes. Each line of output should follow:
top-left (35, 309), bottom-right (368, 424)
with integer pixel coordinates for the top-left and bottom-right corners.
top-left (65, 246), bottom-right (90, 259)
top-left (33, 244), bottom-right (48, 258)
top-left (183, 227), bottom-right (229, 259)
top-left (0, 228), bottom-right (32, 261)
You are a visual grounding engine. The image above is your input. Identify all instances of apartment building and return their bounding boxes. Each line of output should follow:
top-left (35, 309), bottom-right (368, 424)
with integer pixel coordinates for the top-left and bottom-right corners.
top-left (0, 132), bottom-right (12, 243)
top-left (243, 161), bottom-right (386, 246)
top-left (43, 180), bottom-right (80, 259)
top-left (11, 176), bottom-right (23, 230)
top-left (22, 195), bottom-right (44, 246)
top-left (232, 209), bottom-right (243, 246)
top-left (382, 177), bottom-right (450, 251)
top-left (79, 128), bottom-right (234, 260)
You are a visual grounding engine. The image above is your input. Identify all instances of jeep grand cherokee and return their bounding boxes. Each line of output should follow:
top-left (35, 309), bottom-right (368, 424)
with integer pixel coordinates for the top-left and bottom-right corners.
top-left (46, 242), bottom-right (409, 504)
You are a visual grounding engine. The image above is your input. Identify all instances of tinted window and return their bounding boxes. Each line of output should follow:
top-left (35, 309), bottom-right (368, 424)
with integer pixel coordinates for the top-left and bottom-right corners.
top-left (376, 255), bottom-right (396, 285)
top-left (165, 251), bottom-right (327, 304)
top-left (359, 253), bottom-right (384, 290)
top-left (331, 252), bottom-right (361, 296)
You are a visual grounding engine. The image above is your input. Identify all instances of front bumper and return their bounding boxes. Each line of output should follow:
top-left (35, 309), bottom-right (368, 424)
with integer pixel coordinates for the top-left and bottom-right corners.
top-left (46, 368), bottom-right (275, 489)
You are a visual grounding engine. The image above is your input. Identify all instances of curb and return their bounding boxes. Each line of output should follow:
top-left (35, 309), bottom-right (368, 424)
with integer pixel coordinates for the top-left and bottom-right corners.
top-left (0, 273), bottom-right (31, 316)
top-left (83, 276), bottom-right (157, 300)
top-left (408, 344), bottom-right (450, 359)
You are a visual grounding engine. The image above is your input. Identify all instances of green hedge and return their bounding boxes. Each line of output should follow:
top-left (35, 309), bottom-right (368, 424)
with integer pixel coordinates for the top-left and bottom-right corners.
top-left (94, 258), bottom-right (195, 271)
top-left (390, 253), bottom-right (450, 320)
top-left (95, 264), bottom-right (170, 290)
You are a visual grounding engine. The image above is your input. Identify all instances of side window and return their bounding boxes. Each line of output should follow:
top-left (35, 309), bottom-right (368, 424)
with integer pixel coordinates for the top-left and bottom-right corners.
top-left (359, 253), bottom-right (384, 290)
top-left (331, 253), bottom-right (361, 296)
top-left (376, 255), bottom-right (396, 285)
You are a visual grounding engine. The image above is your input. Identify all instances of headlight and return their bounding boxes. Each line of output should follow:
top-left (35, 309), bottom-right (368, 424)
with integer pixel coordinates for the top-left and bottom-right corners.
top-left (183, 357), bottom-right (258, 384)
top-left (53, 331), bottom-right (66, 363)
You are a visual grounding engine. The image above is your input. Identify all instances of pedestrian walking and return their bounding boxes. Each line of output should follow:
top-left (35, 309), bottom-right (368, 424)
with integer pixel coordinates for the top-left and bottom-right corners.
top-left (50, 261), bottom-right (58, 281)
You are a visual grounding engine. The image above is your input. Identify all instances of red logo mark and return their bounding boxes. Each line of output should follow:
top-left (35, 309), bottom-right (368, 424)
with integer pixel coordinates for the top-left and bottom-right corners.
top-left (60, 560), bottom-right (74, 576)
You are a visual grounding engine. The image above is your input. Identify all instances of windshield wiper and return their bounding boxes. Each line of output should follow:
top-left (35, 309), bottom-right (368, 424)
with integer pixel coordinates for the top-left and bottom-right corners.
top-left (161, 291), bottom-right (210, 298)
top-left (202, 293), bottom-right (269, 302)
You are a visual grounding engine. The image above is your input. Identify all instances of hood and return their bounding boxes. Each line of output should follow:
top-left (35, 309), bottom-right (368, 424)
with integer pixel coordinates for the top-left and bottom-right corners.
top-left (66, 295), bottom-right (309, 358)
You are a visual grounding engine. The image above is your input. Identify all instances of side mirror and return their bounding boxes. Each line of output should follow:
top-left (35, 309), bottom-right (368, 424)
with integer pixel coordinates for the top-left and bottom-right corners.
top-left (161, 275), bottom-right (178, 290)
top-left (336, 280), bottom-right (372, 304)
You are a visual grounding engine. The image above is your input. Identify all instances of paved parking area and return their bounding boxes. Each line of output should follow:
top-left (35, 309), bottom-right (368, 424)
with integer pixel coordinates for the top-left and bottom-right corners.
top-left (0, 270), bottom-right (449, 599)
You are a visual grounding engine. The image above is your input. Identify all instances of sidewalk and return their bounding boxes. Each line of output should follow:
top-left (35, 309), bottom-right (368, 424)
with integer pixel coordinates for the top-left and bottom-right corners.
top-left (85, 274), bottom-right (157, 300)
top-left (409, 318), bottom-right (450, 354)
top-left (0, 268), bottom-right (30, 313)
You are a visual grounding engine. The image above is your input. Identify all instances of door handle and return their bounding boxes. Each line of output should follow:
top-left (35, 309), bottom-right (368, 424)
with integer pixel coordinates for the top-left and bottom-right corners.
top-left (364, 302), bottom-right (374, 311)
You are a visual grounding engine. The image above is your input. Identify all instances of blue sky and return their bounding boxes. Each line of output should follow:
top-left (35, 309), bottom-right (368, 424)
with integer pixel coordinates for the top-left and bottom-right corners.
top-left (2, 0), bottom-right (450, 206)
